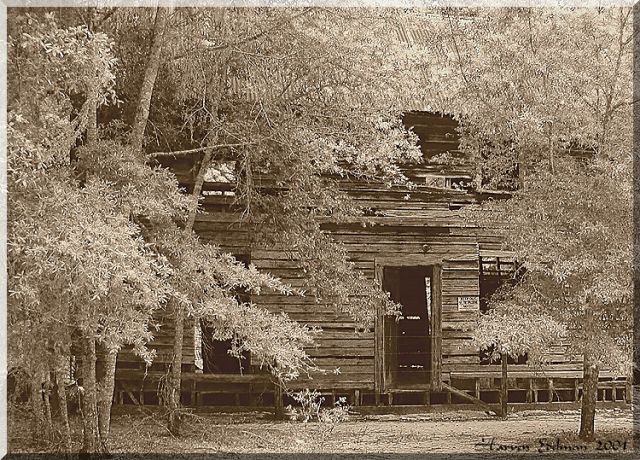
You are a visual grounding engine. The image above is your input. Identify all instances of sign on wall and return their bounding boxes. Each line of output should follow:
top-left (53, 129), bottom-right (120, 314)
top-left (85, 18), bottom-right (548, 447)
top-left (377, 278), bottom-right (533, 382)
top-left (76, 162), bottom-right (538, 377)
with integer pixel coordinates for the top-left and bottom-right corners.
top-left (457, 296), bottom-right (480, 311)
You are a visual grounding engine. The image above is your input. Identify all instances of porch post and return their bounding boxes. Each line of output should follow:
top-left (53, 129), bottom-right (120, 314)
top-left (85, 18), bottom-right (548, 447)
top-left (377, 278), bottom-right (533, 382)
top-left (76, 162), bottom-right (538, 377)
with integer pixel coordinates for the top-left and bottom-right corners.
top-left (430, 264), bottom-right (443, 391)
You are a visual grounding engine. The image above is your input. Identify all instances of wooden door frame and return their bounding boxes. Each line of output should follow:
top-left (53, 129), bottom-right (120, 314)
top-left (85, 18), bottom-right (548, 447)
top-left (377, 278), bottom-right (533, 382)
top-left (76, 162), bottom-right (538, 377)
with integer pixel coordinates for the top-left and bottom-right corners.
top-left (374, 255), bottom-right (443, 394)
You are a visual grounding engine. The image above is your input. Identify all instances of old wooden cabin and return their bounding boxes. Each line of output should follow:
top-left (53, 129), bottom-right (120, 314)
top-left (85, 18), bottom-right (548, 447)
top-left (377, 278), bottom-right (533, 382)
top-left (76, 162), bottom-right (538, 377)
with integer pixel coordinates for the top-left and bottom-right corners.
top-left (114, 111), bottom-right (629, 413)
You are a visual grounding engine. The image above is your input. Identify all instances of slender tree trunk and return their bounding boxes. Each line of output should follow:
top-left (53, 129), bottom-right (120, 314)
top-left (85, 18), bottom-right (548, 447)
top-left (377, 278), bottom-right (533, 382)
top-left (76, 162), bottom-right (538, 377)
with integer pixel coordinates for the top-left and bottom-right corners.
top-left (274, 381), bottom-right (284, 419)
top-left (166, 15), bottom-right (229, 431)
top-left (54, 355), bottom-right (72, 452)
top-left (517, 152), bottom-right (526, 191)
top-left (579, 353), bottom-right (600, 441)
top-left (42, 372), bottom-right (54, 439)
top-left (129, 6), bottom-right (170, 154)
top-left (167, 300), bottom-right (185, 435)
top-left (166, 147), bottom-right (214, 435)
top-left (167, 135), bottom-right (219, 436)
top-left (500, 353), bottom-right (508, 419)
top-left (86, 94), bottom-right (98, 145)
top-left (80, 337), bottom-right (101, 453)
top-left (186, 149), bottom-right (215, 229)
top-left (97, 347), bottom-right (118, 452)
top-left (166, 8), bottom-right (229, 435)
top-left (119, 4), bottom-right (179, 436)
top-left (29, 372), bottom-right (46, 437)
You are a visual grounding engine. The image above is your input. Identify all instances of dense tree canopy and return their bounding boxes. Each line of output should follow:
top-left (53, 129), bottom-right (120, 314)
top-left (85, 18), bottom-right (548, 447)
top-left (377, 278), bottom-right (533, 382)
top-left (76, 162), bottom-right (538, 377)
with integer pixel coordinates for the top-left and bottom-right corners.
top-left (415, 7), bottom-right (632, 439)
top-left (8, 7), bottom-right (424, 450)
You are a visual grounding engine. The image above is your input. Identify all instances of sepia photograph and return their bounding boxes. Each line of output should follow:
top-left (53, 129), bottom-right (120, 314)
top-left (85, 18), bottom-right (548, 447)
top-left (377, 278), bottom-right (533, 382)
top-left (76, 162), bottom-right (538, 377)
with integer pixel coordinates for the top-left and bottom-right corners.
top-left (4, 2), bottom-right (637, 456)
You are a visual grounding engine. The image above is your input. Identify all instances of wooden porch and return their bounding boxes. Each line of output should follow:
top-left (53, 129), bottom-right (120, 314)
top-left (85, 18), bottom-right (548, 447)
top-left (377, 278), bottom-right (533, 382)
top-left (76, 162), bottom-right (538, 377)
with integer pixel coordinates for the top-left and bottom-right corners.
top-left (114, 368), bottom-right (631, 414)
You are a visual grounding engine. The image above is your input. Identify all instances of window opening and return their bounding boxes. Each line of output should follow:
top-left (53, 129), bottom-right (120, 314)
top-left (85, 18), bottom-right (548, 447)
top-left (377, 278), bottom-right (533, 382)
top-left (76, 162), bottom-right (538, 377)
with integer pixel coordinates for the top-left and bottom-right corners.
top-left (479, 255), bottom-right (527, 365)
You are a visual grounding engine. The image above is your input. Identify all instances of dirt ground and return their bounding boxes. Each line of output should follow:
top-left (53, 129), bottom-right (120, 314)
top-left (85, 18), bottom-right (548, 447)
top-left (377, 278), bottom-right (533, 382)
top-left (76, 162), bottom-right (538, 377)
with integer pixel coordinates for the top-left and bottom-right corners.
top-left (9, 407), bottom-right (635, 455)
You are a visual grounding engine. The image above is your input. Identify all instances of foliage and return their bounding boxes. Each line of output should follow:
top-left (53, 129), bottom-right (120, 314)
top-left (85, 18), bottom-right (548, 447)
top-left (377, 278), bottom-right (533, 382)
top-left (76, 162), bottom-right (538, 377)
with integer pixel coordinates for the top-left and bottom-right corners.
top-left (142, 8), bottom-right (424, 326)
top-left (8, 13), bottom-right (165, 374)
top-left (62, 8), bottom-right (423, 342)
top-left (414, 8), bottom-right (627, 181)
top-left (317, 398), bottom-right (351, 425)
top-left (415, 8), bottom-right (633, 375)
top-left (8, 5), bottom-right (328, 381)
top-left (471, 283), bottom-right (567, 365)
top-left (75, 140), bottom-right (191, 225)
top-left (9, 12), bottom-right (118, 108)
top-left (287, 389), bottom-right (323, 423)
top-left (150, 227), bottom-right (318, 380)
top-left (474, 159), bottom-right (632, 375)
top-left (286, 389), bottom-right (351, 425)
top-left (9, 10), bottom-right (362, 449)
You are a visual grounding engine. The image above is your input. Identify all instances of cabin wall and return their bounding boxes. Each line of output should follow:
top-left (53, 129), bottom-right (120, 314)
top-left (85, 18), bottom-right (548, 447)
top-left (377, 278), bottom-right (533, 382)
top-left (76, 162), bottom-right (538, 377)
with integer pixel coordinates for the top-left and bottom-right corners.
top-left (183, 179), bottom-right (594, 396)
top-left (113, 112), bottom-right (626, 408)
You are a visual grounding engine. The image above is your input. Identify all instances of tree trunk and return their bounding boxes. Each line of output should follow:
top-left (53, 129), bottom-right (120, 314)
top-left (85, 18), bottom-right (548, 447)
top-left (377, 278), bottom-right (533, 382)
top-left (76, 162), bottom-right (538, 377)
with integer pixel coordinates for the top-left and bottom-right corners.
top-left (579, 354), bottom-right (600, 441)
top-left (129, 6), bottom-right (170, 154)
top-left (166, 9), bottom-right (228, 435)
top-left (29, 372), bottom-right (46, 438)
top-left (97, 347), bottom-right (118, 452)
top-left (42, 371), bottom-right (54, 439)
top-left (167, 300), bottom-right (185, 436)
top-left (126, 3), bottom-right (215, 432)
top-left (86, 95), bottom-right (98, 145)
top-left (80, 337), bottom-right (101, 453)
top-left (517, 153), bottom-right (526, 191)
top-left (54, 356), bottom-right (72, 452)
top-left (500, 352), bottom-right (508, 419)
top-left (167, 141), bottom-right (218, 436)
top-left (166, 142), bottom-right (218, 435)
top-left (185, 149), bottom-right (215, 229)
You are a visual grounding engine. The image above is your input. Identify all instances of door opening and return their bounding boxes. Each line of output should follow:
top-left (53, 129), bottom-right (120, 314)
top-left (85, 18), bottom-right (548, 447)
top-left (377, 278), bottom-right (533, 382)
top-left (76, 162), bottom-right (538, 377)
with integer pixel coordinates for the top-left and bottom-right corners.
top-left (382, 266), bottom-right (433, 388)
top-left (197, 254), bottom-right (252, 375)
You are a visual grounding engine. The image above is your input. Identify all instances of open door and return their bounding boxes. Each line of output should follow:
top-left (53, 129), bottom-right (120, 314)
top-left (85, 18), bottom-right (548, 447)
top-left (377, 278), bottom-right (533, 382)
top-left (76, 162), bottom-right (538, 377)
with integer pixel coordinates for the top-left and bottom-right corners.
top-left (376, 265), bottom-right (441, 391)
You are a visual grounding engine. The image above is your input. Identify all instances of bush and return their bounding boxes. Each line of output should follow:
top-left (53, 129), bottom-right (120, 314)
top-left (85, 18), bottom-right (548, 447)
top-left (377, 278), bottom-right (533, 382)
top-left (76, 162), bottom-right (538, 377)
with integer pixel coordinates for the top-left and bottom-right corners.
top-left (286, 389), bottom-right (351, 425)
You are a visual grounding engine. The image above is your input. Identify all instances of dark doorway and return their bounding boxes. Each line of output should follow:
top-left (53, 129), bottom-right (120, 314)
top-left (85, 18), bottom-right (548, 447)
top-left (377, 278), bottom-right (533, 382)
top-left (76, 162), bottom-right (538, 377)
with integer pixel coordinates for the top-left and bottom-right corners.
top-left (382, 266), bottom-right (433, 388)
top-left (200, 254), bottom-right (251, 374)
top-left (201, 330), bottom-right (249, 374)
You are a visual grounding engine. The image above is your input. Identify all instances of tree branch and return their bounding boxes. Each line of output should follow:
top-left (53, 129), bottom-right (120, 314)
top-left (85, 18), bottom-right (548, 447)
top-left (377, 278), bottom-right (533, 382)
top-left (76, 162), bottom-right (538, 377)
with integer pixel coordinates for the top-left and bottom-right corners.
top-left (148, 142), bottom-right (257, 159)
top-left (446, 13), bottom-right (469, 86)
top-left (170, 8), bottom-right (312, 61)
top-left (95, 7), bottom-right (118, 29)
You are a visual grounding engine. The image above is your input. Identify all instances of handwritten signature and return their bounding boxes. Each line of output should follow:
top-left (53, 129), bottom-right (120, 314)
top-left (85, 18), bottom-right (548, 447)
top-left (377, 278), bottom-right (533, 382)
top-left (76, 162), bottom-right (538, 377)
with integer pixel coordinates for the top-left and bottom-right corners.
top-left (475, 437), bottom-right (629, 453)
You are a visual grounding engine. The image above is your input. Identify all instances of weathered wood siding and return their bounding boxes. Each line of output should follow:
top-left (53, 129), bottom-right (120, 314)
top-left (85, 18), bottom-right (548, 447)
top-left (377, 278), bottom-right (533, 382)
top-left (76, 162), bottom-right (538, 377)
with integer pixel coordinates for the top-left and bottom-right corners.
top-left (118, 112), bottom-right (603, 397)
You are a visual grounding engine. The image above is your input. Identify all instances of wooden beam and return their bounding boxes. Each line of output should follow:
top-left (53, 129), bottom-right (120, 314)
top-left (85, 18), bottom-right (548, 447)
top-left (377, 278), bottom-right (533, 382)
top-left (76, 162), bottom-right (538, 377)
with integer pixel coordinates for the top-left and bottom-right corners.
top-left (431, 264), bottom-right (443, 390)
top-left (441, 382), bottom-right (495, 414)
top-left (125, 389), bottom-right (141, 405)
top-left (501, 354), bottom-right (508, 418)
top-left (374, 263), bottom-right (385, 397)
top-left (274, 383), bottom-right (284, 419)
